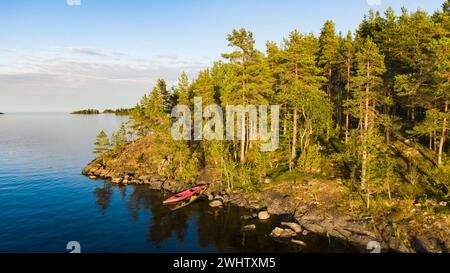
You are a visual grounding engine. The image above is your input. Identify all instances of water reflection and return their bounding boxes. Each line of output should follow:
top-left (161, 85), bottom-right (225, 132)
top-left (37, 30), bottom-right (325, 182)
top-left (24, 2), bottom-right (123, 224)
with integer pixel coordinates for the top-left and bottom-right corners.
top-left (93, 181), bottom-right (113, 213)
top-left (127, 186), bottom-right (191, 248)
top-left (93, 182), bottom-right (361, 253)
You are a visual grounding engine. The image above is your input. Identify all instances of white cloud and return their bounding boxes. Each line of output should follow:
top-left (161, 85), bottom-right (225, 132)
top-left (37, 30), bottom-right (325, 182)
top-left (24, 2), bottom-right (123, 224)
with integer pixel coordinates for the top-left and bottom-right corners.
top-left (65, 47), bottom-right (108, 57)
top-left (366, 0), bottom-right (381, 6)
top-left (0, 47), bottom-right (211, 111)
top-left (66, 0), bottom-right (81, 6)
top-left (0, 48), bottom-right (210, 87)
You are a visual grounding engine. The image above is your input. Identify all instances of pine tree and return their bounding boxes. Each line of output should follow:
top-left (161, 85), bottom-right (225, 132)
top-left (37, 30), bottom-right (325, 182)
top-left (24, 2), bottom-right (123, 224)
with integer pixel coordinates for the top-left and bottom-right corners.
top-left (222, 28), bottom-right (254, 162)
top-left (352, 37), bottom-right (386, 209)
top-left (93, 131), bottom-right (111, 155)
top-left (130, 94), bottom-right (150, 136)
top-left (414, 109), bottom-right (441, 150)
top-left (318, 20), bottom-right (340, 97)
top-left (192, 69), bottom-right (216, 105)
top-left (377, 7), bottom-right (398, 144)
top-left (340, 31), bottom-right (355, 143)
top-left (111, 123), bottom-right (128, 148)
top-left (146, 84), bottom-right (171, 131)
top-left (357, 9), bottom-right (384, 42)
top-left (277, 30), bottom-right (329, 170)
top-left (222, 28), bottom-right (272, 162)
top-left (155, 78), bottom-right (172, 113)
top-left (428, 37), bottom-right (449, 166)
top-left (398, 9), bottom-right (435, 121)
top-left (176, 72), bottom-right (191, 106)
top-left (129, 80), bottom-right (171, 139)
top-left (191, 68), bottom-right (222, 172)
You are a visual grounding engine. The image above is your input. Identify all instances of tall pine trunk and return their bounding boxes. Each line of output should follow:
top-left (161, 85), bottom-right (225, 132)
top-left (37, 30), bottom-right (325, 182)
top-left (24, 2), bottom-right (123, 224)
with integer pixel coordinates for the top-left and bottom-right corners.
top-left (240, 56), bottom-right (247, 163)
top-left (240, 105), bottom-right (246, 163)
top-left (362, 62), bottom-right (371, 210)
top-left (434, 129), bottom-right (438, 151)
top-left (290, 108), bottom-right (298, 171)
top-left (345, 61), bottom-right (351, 143)
top-left (438, 101), bottom-right (448, 166)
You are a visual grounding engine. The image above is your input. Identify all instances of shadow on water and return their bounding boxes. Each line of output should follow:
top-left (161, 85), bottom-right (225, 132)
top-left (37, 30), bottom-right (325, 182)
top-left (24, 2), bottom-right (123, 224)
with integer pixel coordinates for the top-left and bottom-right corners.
top-left (93, 181), bottom-right (113, 213)
top-left (92, 182), bottom-right (362, 253)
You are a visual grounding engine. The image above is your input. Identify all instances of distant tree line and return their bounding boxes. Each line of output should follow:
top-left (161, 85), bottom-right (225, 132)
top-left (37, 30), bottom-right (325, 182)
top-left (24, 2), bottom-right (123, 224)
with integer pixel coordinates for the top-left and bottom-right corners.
top-left (71, 109), bottom-right (100, 114)
top-left (72, 108), bottom-right (132, 115)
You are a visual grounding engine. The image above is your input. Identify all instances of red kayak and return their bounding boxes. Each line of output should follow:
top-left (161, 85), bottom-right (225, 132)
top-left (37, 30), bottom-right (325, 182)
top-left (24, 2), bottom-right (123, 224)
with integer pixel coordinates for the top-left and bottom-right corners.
top-left (162, 185), bottom-right (208, 204)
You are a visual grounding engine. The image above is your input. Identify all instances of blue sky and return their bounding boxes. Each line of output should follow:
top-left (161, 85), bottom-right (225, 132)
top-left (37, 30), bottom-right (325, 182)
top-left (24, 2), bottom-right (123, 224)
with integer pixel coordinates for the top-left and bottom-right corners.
top-left (0, 0), bottom-right (445, 112)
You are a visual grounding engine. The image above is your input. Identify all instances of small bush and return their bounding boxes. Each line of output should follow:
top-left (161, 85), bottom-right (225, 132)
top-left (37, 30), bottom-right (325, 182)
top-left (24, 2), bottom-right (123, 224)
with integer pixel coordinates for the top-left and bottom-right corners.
top-left (297, 144), bottom-right (323, 173)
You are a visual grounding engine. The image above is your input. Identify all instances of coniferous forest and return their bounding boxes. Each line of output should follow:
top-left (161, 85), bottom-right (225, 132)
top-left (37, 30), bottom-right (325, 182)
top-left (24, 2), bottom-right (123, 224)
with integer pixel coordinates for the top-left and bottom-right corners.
top-left (88, 1), bottom-right (449, 251)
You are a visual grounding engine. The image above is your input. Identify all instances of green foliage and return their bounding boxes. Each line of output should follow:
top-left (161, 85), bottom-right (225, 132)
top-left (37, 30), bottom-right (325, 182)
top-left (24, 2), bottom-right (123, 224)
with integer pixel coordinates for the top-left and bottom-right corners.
top-left (222, 158), bottom-right (253, 190)
top-left (111, 123), bottom-right (128, 149)
top-left (318, 20), bottom-right (340, 96)
top-left (297, 144), bottom-right (323, 173)
top-left (130, 82), bottom-right (171, 137)
top-left (174, 71), bottom-right (192, 106)
top-left (114, 108), bottom-right (132, 115)
top-left (222, 28), bottom-right (273, 106)
top-left (93, 131), bottom-right (111, 155)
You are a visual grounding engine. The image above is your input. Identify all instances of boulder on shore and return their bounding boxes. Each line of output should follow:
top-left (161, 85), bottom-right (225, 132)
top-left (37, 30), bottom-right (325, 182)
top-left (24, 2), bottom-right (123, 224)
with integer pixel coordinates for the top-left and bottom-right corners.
top-left (209, 200), bottom-right (223, 208)
top-left (281, 222), bottom-right (302, 233)
top-left (270, 227), bottom-right (297, 238)
top-left (270, 227), bottom-right (284, 237)
top-left (89, 175), bottom-right (97, 180)
top-left (258, 211), bottom-right (270, 220)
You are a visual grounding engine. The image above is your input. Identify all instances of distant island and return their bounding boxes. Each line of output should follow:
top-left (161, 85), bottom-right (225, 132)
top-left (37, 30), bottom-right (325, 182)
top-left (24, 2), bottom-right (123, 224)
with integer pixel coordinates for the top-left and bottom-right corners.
top-left (71, 109), bottom-right (100, 115)
top-left (71, 108), bottom-right (132, 115)
top-left (0, 112), bottom-right (4, 115)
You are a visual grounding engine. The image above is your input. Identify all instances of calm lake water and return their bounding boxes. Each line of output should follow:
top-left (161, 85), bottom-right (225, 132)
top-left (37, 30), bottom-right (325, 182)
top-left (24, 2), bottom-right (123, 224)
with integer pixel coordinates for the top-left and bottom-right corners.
top-left (0, 113), bottom-right (359, 253)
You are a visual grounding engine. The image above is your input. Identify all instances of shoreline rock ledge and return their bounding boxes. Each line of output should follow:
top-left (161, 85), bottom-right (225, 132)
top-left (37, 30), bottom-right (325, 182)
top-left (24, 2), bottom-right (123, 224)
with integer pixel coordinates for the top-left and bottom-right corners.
top-left (82, 157), bottom-right (449, 253)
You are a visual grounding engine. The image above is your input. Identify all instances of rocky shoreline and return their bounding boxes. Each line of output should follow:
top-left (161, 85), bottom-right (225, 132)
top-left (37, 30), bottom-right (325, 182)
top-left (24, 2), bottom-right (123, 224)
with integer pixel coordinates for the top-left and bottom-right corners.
top-left (83, 157), bottom-right (448, 253)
